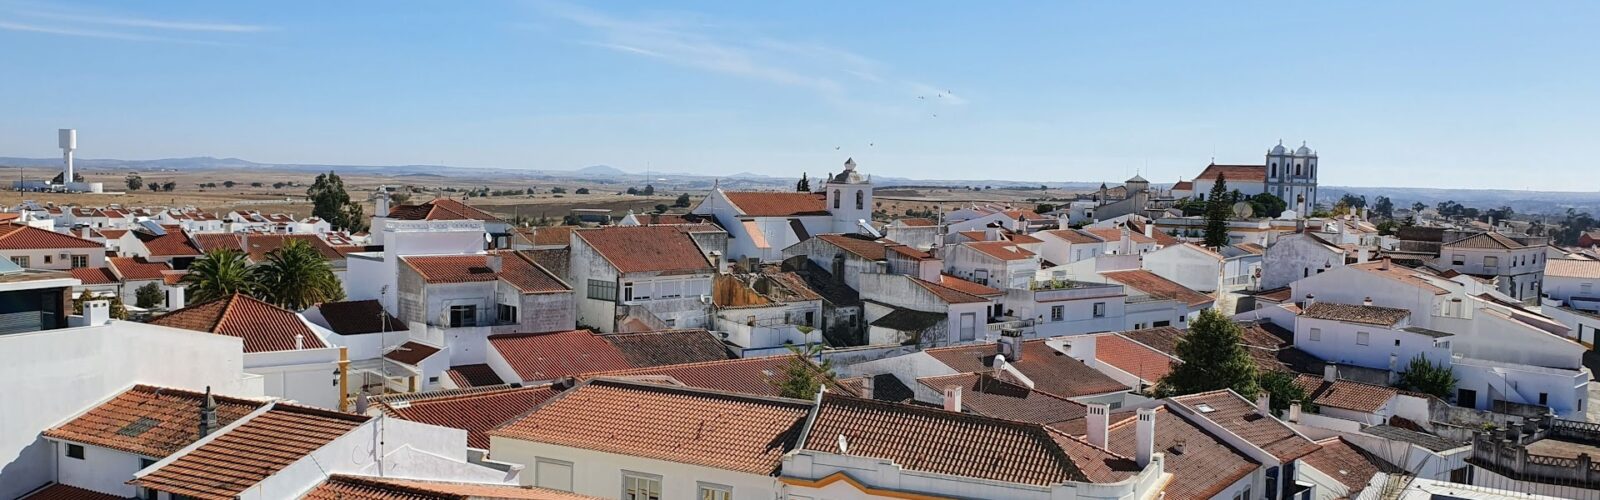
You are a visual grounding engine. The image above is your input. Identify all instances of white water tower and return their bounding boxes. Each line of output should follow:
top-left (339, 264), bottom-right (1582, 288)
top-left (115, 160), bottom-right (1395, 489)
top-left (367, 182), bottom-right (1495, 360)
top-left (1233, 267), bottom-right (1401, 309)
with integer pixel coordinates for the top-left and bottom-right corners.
top-left (59, 128), bottom-right (76, 184)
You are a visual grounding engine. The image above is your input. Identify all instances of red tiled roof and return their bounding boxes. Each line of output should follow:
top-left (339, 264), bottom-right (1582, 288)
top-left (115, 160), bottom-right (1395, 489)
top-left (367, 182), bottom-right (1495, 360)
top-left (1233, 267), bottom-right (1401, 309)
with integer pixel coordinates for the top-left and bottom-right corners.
top-left (1096, 334), bottom-right (1176, 382)
top-left (909, 277), bottom-right (990, 304)
top-left (1101, 270), bottom-right (1213, 307)
top-left (1302, 302), bottom-right (1411, 327)
top-left (238, 234), bottom-right (344, 262)
top-left (805, 393), bottom-right (1125, 485)
top-left (108, 256), bottom-right (172, 281)
top-left (191, 233), bottom-right (243, 253)
top-left (1131, 221), bottom-right (1181, 247)
top-left (937, 273), bottom-right (1003, 297)
top-left (19, 484), bottom-right (123, 500)
top-left (304, 475), bottom-right (601, 500)
top-left (1194, 164), bottom-right (1267, 182)
top-left (897, 217), bottom-right (936, 227)
top-left (529, 226), bottom-right (576, 247)
top-left (815, 233), bottom-right (926, 261)
top-left (1107, 407), bottom-right (1259, 500)
top-left (916, 373), bottom-right (1088, 429)
top-left (0, 223), bottom-right (103, 250)
top-left (722, 191), bottom-right (829, 217)
top-left (601, 329), bottom-right (732, 368)
top-left (385, 198), bottom-right (503, 222)
top-left (1172, 390), bottom-right (1319, 462)
top-left (401, 255), bottom-right (499, 284)
top-left (1292, 374), bottom-right (1399, 414)
top-left (378, 385), bottom-right (558, 449)
top-left (97, 229), bottom-right (129, 240)
top-left (384, 341), bottom-right (442, 366)
top-left (1040, 228), bottom-right (1103, 245)
top-left (446, 364), bottom-right (505, 388)
top-left (1082, 227), bottom-right (1156, 245)
top-left (43, 385), bottom-right (267, 458)
top-left (1444, 231), bottom-right (1532, 250)
top-left (925, 339), bottom-right (1129, 398)
top-left (148, 294), bottom-right (326, 353)
top-left (490, 379), bottom-right (812, 475)
top-left (1172, 180), bottom-right (1194, 191)
top-left (133, 404), bottom-right (370, 499)
top-left (69, 266), bottom-right (118, 285)
top-left (498, 251), bottom-right (569, 293)
top-left (1002, 209), bottom-right (1051, 221)
top-left (1546, 258), bottom-right (1600, 279)
top-left (135, 226), bottom-right (202, 257)
top-left (963, 240), bottom-right (1037, 261)
top-left (582, 355), bottom-right (849, 398)
top-left (1300, 437), bottom-right (1398, 496)
top-left (488, 330), bottom-right (634, 382)
top-left (315, 299), bottom-right (405, 335)
top-left (573, 225), bottom-right (714, 274)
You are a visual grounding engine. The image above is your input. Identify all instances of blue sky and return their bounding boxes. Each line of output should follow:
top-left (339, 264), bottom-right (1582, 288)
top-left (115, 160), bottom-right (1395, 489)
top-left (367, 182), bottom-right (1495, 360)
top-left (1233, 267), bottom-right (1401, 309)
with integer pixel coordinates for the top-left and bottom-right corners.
top-left (1, 1), bottom-right (1596, 190)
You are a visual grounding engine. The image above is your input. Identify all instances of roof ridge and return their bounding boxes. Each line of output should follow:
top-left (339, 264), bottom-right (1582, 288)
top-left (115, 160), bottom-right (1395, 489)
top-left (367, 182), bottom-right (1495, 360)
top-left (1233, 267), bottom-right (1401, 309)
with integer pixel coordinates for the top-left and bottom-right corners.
top-left (211, 293), bottom-right (246, 333)
top-left (582, 352), bottom-right (796, 374)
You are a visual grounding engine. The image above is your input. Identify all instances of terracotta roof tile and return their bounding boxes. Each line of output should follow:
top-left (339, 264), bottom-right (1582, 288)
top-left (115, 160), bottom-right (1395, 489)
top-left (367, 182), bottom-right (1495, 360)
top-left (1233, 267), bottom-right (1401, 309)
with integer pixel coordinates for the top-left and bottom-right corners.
top-left (1002, 209), bottom-right (1051, 221)
top-left (1292, 374), bottom-right (1399, 414)
top-left (108, 256), bottom-right (172, 281)
top-left (1194, 164), bottom-right (1267, 182)
top-left (582, 355), bottom-right (849, 397)
top-left (1443, 231), bottom-right (1532, 250)
top-left (937, 273), bottom-right (1003, 297)
top-left (1172, 390), bottom-right (1318, 461)
top-left (815, 233), bottom-right (928, 261)
top-left (69, 266), bottom-right (118, 285)
top-left (909, 277), bottom-right (991, 304)
top-left (1096, 333), bottom-right (1176, 382)
top-left (1300, 437), bottom-right (1400, 496)
top-left (0, 223), bottom-right (103, 250)
top-left (917, 373), bottom-right (1088, 428)
top-left (401, 255), bottom-right (499, 284)
top-left (1040, 228), bottom-right (1104, 245)
top-left (488, 330), bottom-right (634, 382)
top-left (600, 329), bottom-right (733, 368)
top-left (722, 191), bottom-right (829, 216)
top-left (148, 294), bottom-right (326, 353)
top-left (963, 240), bottom-right (1037, 261)
top-left (896, 217), bottom-right (936, 227)
top-left (97, 229), bottom-right (128, 240)
top-left (305, 475), bottom-right (600, 500)
top-left (190, 233), bottom-right (243, 253)
top-left (1172, 180), bottom-right (1194, 191)
top-left (378, 385), bottom-right (558, 449)
top-left (384, 341), bottom-right (442, 366)
top-left (135, 226), bottom-right (202, 257)
top-left (1101, 270), bottom-right (1213, 307)
top-left (498, 251), bottom-right (569, 293)
top-left (316, 299), bottom-right (405, 335)
top-left (574, 225), bottom-right (715, 274)
top-left (490, 379), bottom-right (811, 475)
top-left (133, 404), bottom-right (370, 499)
top-left (43, 385), bottom-right (267, 458)
top-left (238, 234), bottom-right (344, 262)
top-left (1129, 221), bottom-right (1180, 247)
top-left (1349, 261), bottom-right (1450, 295)
top-left (1302, 301), bottom-right (1411, 327)
top-left (925, 339), bottom-right (1129, 398)
top-left (1547, 258), bottom-right (1600, 279)
top-left (446, 364), bottom-right (505, 388)
top-left (386, 198), bottom-right (503, 222)
top-left (1082, 227), bottom-right (1156, 245)
top-left (19, 484), bottom-right (123, 500)
top-left (1106, 407), bottom-right (1259, 500)
top-left (529, 226), bottom-right (576, 247)
top-left (805, 393), bottom-right (1123, 485)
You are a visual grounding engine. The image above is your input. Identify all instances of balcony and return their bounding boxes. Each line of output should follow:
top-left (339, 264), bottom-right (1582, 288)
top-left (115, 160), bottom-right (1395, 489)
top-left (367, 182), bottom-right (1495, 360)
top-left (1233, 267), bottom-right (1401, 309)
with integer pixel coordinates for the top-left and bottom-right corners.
top-left (1027, 280), bottom-right (1124, 302)
top-left (434, 307), bottom-right (516, 329)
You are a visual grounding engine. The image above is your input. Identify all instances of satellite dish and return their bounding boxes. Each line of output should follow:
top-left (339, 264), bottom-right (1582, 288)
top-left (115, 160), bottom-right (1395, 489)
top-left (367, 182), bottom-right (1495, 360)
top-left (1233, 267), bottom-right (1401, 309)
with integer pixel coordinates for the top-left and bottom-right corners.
top-left (1232, 202), bottom-right (1254, 219)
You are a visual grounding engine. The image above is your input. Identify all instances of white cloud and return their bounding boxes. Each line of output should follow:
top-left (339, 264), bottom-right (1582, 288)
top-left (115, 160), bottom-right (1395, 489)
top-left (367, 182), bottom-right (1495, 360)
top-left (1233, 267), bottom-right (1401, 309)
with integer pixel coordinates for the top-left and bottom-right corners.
top-left (0, 3), bottom-right (268, 43)
top-left (20, 9), bottom-right (269, 32)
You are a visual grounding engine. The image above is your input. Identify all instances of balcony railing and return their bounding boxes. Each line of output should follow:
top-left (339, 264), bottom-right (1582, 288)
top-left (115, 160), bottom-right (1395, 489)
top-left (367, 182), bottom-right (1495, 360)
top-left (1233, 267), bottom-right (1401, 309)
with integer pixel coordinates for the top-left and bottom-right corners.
top-left (434, 308), bottom-right (516, 328)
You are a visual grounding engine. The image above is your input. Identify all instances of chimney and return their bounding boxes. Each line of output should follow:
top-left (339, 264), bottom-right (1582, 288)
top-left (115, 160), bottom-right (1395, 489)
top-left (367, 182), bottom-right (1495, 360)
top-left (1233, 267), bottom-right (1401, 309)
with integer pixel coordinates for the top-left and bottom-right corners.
top-left (860, 376), bottom-right (875, 400)
top-left (198, 386), bottom-right (218, 438)
top-left (80, 227), bottom-right (91, 238)
top-left (1256, 393), bottom-right (1272, 415)
top-left (294, 333), bottom-right (305, 350)
top-left (1086, 403), bottom-right (1110, 449)
top-left (1135, 407), bottom-right (1156, 467)
top-left (1363, 296), bottom-right (1373, 306)
top-left (1380, 257), bottom-right (1391, 271)
top-left (1172, 440), bottom-right (1186, 455)
top-left (1303, 294), bottom-right (1315, 311)
top-left (374, 186), bottom-right (391, 217)
top-left (943, 385), bottom-right (963, 412)
top-left (487, 253), bottom-right (503, 273)
top-left (1357, 247), bottom-right (1370, 264)
top-left (355, 390), bottom-right (370, 414)
top-left (1119, 225), bottom-right (1133, 254)
top-left (1288, 402), bottom-right (1303, 423)
top-left (83, 299), bottom-right (110, 325)
top-left (167, 285), bottom-right (186, 310)
top-left (1143, 222), bottom-right (1154, 239)
top-left (1324, 362), bottom-right (1338, 383)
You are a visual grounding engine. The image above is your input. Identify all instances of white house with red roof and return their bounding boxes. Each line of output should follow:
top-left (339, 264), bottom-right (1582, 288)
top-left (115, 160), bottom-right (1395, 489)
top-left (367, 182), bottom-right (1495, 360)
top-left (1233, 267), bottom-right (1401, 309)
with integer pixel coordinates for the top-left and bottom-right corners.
top-left (0, 223), bottom-right (106, 271)
top-left (148, 294), bottom-right (345, 409)
top-left (569, 224), bottom-right (726, 333)
top-left (1190, 141), bottom-right (1321, 216)
top-left (691, 158), bottom-right (874, 264)
top-left (942, 240), bottom-right (1042, 290)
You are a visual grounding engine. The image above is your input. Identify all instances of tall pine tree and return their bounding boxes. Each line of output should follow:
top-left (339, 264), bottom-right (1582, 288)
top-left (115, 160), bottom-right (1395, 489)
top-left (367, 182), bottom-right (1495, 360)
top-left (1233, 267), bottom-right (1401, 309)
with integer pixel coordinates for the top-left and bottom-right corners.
top-left (796, 172), bottom-right (811, 192)
top-left (1157, 309), bottom-right (1260, 399)
top-left (1203, 173), bottom-right (1232, 248)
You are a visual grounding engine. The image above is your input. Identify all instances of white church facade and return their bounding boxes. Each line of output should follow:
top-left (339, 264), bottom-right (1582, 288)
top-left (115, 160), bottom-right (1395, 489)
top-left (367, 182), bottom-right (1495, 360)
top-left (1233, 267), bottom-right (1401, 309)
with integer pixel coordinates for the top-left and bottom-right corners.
top-left (692, 158), bottom-right (875, 264)
top-left (1190, 141), bottom-right (1320, 215)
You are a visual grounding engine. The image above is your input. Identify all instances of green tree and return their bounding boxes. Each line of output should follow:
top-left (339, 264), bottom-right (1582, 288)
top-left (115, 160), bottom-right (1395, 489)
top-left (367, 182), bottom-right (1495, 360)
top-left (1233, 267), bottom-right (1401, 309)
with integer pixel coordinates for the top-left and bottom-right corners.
top-left (1249, 193), bottom-right (1287, 219)
top-left (1411, 202), bottom-right (1426, 213)
top-left (307, 171), bottom-right (367, 232)
top-left (1258, 370), bottom-right (1311, 414)
top-left (673, 193), bottom-right (692, 207)
top-left (770, 344), bottom-right (835, 399)
top-left (1035, 203), bottom-right (1056, 213)
top-left (180, 249), bottom-right (260, 304)
top-left (1203, 173), bottom-right (1232, 248)
top-left (796, 172), bottom-right (811, 192)
top-left (1157, 309), bottom-right (1260, 399)
top-left (256, 239), bottom-right (345, 310)
top-left (574, 187), bottom-right (589, 194)
top-left (125, 175), bottom-right (143, 191)
top-left (1373, 196), bottom-right (1394, 219)
top-left (1397, 355), bottom-right (1458, 399)
top-left (135, 282), bottom-right (164, 309)
top-left (653, 204), bottom-right (669, 214)
top-left (161, 181), bottom-right (176, 191)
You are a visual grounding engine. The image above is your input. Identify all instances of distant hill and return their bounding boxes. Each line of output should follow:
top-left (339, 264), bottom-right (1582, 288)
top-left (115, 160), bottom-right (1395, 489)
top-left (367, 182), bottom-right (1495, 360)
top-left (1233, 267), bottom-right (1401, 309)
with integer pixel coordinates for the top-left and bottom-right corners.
top-left (574, 165), bottom-right (628, 176)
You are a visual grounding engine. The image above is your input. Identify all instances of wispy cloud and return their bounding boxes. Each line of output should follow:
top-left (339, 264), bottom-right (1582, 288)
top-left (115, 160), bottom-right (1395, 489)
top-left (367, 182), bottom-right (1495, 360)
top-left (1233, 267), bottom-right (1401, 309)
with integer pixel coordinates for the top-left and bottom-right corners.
top-left (0, 3), bottom-right (268, 43)
top-left (535, 3), bottom-right (962, 106)
top-left (0, 20), bottom-right (188, 43)
top-left (19, 9), bottom-right (270, 33)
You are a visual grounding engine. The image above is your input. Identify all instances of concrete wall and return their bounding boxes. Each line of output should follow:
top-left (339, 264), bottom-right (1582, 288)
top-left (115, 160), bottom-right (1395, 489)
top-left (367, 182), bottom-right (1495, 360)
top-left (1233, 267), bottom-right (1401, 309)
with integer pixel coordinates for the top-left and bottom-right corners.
top-left (1141, 245), bottom-right (1222, 293)
top-left (1293, 317), bottom-right (1453, 372)
top-left (490, 436), bottom-right (781, 500)
top-left (244, 347), bottom-right (343, 409)
top-left (0, 246), bottom-right (106, 271)
top-left (53, 441), bottom-right (151, 497)
top-left (1263, 234), bottom-right (1345, 290)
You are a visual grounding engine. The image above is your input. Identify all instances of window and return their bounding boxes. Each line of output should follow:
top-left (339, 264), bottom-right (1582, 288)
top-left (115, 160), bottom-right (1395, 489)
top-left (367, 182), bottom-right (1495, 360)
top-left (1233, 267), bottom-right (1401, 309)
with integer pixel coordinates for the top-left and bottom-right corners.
top-left (448, 305), bottom-right (477, 327)
top-left (587, 279), bottom-right (617, 301)
top-left (1452, 254), bottom-right (1465, 266)
top-left (1050, 305), bottom-right (1064, 322)
top-left (1092, 302), bottom-right (1105, 318)
top-left (9, 256), bottom-right (27, 267)
top-left (1153, 320), bottom-right (1171, 327)
top-left (1583, 283), bottom-right (1594, 294)
top-left (536, 458), bottom-right (574, 491)
top-left (698, 483), bottom-right (733, 500)
top-left (1356, 331), bottom-right (1370, 345)
top-left (622, 471), bottom-right (662, 500)
top-left (1134, 323), bottom-right (1147, 329)
top-left (427, 376), bottom-right (439, 384)
top-left (623, 282), bottom-right (634, 301)
top-left (66, 443), bottom-right (84, 460)
top-left (1309, 328), bottom-right (1321, 341)
top-left (1484, 256), bottom-right (1498, 269)
top-left (498, 303), bottom-right (518, 324)
top-left (833, 190), bottom-right (840, 209)
top-left (1295, 163), bottom-right (1302, 176)
top-left (1271, 163), bottom-right (1277, 177)
top-left (43, 255), bottom-right (51, 264)
top-left (855, 190), bottom-right (864, 210)
top-left (70, 255), bottom-right (88, 268)
top-left (1540, 392), bottom-right (1549, 406)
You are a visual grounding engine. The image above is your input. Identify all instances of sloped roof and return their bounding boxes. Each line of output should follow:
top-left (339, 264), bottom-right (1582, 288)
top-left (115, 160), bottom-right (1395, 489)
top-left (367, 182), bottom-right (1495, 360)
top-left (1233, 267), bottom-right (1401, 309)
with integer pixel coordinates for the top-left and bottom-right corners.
top-left (132, 404), bottom-right (370, 499)
top-left (0, 223), bottom-right (103, 250)
top-left (1082, 227), bottom-right (1156, 245)
top-left (401, 255), bottom-right (499, 284)
top-left (1547, 258), bottom-right (1600, 279)
top-left (487, 330), bottom-right (633, 382)
top-left (721, 191), bottom-right (829, 217)
top-left (1101, 270), bottom-right (1213, 307)
top-left (1096, 334), bottom-right (1176, 382)
top-left (490, 379), bottom-right (811, 475)
top-left (43, 385), bottom-right (267, 458)
top-left (925, 339), bottom-right (1129, 398)
top-left (1300, 437), bottom-right (1401, 496)
top-left (1040, 228), bottom-right (1104, 245)
top-left (1349, 261), bottom-right (1449, 295)
top-left (917, 372), bottom-right (1089, 429)
top-left (147, 294), bottom-right (325, 353)
top-left (1302, 302), bottom-right (1411, 327)
top-left (1292, 374), bottom-right (1400, 414)
top-left (69, 266), bottom-right (118, 285)
top-left (1106, 407), bottom-right (1259, 500)
top-left (896, 217), bottom-right (937, 227)
top-left (237, 234), bottom-right (344, 262)
top-left (1171, 390), bottom-right (1319, 462)
top-left (581, 355), bottom-right (849, 398)
top-left (870, 308), bottom-right (946, 331)
top-left (316, 299), bottom-right (405, 335)
top-left (304, 475), bottom-right (601, 500)
top-left (814, 233), bottom-right (930, 261)
top-left (377, 385), bottom-right (558, 449)
top-left (446, 364), bottom-right (505, 388)
top-left (384, 341), bottom-right (442, 366)
top-left (1443, 231), bottom-right (1532, 250)
top-left (909, 277), bottom-right (991, 304)
top-left (963, 240), bottom-right (1037, 261)
top-left (937, 273), bottom-right (1003, 297)
top-left (1194, 164), bottom-right (1267, 182)
top-left (134, 226), bottom-right (202, 257)
top-left (574, 225), bottom-right (714, 274)
top-left (18, 484), bottom-right (123, 500)
top-left (498, 251), bottom-right (570, 293)
top-left (385, 198), bottom-right (503, 222)
top-left (108, 256), bottom-right (173, 281)
top-left (600, 329), bottom-right (733, 367)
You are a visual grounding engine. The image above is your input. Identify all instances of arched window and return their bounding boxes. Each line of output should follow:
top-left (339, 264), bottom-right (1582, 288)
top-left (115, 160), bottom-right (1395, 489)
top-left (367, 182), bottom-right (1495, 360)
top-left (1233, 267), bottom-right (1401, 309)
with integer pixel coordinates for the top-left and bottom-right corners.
top-left (833, 190), bottom-right (840, 209)
top-left (1271, 163), bottom-right (1277, 177)
top-left (855, 190), bottom-right (864, 210)
top-left (1295, 163), bottom-right (1302, 176)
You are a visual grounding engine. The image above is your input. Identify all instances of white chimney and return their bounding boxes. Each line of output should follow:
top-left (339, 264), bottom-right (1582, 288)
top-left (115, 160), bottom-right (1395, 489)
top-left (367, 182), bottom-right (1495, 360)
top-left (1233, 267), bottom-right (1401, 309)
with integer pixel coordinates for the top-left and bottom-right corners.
top-left (1143, 222), bottom-right (1154, 239)
top-left (943, 385), bottom-right (963, 412)
top-left (1256, 393), bottom-right (1271, 415)
top-left (83, 299), bottom-right (110, 325)
top-left (1119, 226), bottom-right (1133, 255)
top-left (1357, 247), bottom-right (1370, 264)
top-left (488, 253), bottom-right (503, 273)
top-left (166, 286), bottom-right (186, 310)
top-left (1288, 402), bottom-right (1302, 423)
top-left (860, 376), bottom-right (875, 400)
top-left (1324, 362), bottom-right (1338, 383)
top-left (59, 129), bottom-right (76, 186)
top-left (1304, 294), bottom-right (1315, 311)
top-left (294, 333), bottom-right (306, 350)
top-left (1135, 407), bottom-right (1156, 467)
top-left (1086, 403), bottom-right (1110, 449)
top-left (1363, 296), bottom-right (1374, 306)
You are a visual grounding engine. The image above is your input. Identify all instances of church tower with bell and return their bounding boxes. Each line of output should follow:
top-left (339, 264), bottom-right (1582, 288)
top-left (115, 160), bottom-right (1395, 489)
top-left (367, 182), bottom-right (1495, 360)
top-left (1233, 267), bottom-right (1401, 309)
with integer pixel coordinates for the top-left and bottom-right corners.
top-left (826, 157), bottom-right (873, 234)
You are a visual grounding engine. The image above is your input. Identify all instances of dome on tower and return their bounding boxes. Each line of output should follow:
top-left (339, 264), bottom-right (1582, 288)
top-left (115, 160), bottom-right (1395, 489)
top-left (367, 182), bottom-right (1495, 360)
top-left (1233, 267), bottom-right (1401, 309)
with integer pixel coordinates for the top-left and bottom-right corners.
top-left (1295, 142), bottom-right (1313, 155)
top-left (829, 157), bottom-right (868, 184)
top-left (1271, 140), bottom-right (1287, 155)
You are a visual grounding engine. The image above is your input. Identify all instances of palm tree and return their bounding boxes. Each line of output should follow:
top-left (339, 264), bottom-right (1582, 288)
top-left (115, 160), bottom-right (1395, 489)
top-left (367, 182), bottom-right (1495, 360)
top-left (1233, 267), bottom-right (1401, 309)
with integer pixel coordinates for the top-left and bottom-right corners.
top-left (180, 249), bottom-right (260, 304)
top-left (256, 239), bottom-right (345, 310)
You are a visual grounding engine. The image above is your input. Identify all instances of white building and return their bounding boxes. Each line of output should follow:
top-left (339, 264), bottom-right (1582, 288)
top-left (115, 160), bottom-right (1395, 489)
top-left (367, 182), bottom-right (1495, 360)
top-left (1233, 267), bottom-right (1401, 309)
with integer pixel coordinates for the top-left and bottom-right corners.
top-left (691, 158), bottom-right (874, 264)
top-left (148, 293), bottom-right (345, 409)
top-left (570, 224), bottom-right (724, 332)
top-left (1190, 141), bottom-right (1320, 216)
top-left (1435, 231), bottom-right (1545, 302)
top-left (1261, 231), bottom-right (1349, 290)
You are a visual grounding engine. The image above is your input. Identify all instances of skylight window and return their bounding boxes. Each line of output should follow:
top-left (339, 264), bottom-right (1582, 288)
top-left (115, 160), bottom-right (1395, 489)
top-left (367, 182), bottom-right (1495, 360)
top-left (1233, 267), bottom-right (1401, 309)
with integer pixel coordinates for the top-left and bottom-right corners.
top-left (1195, 403), bottom-right (1216, 413)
